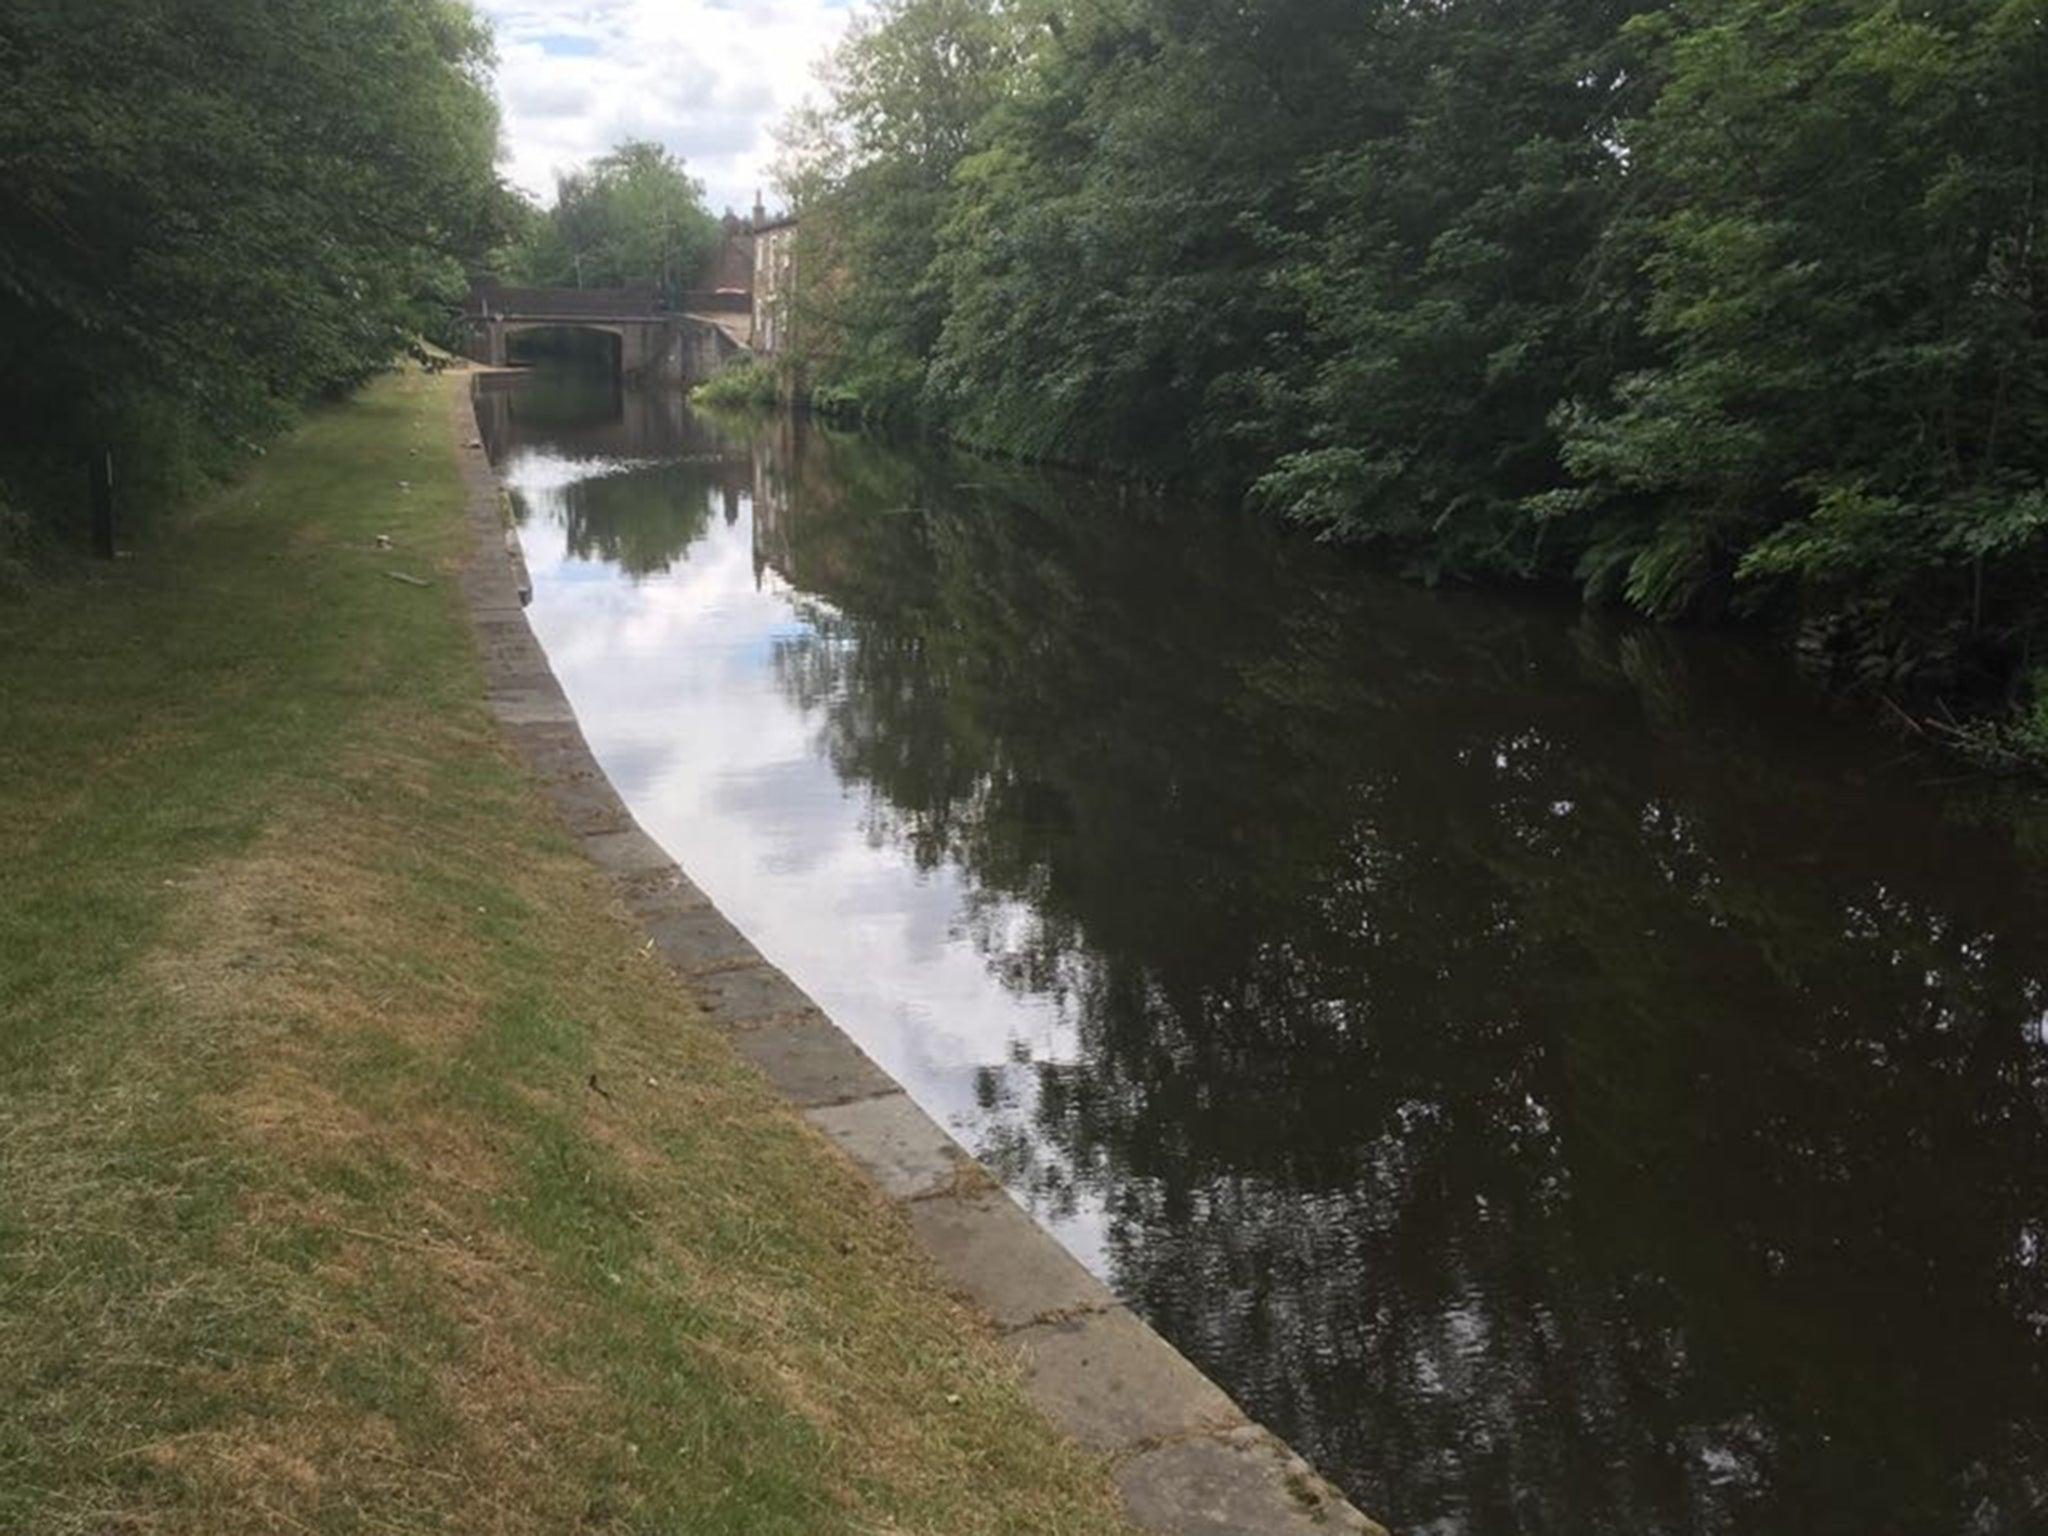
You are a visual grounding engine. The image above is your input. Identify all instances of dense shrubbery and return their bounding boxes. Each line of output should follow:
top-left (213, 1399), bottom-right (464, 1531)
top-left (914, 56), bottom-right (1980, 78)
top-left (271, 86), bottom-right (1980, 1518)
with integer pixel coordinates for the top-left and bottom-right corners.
top-left (0, 0), bottom-right (512, 558)
top-left (780, 0), bottom-right (2048, 739)
top-left (692, 359), bottom-right (783, 410)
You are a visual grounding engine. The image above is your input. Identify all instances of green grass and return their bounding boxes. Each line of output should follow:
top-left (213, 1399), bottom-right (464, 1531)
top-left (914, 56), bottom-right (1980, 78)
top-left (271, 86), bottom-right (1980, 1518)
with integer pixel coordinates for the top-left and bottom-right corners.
top-left (0, 367), bottom-right (1137, 1536)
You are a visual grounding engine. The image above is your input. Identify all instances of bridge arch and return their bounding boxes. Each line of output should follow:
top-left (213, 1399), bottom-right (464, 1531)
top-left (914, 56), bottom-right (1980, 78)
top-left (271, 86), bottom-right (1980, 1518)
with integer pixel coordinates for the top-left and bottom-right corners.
top-left (465, 282), bottom-right (746, 385)
top-left (498, 322), bottom-right (625, 373)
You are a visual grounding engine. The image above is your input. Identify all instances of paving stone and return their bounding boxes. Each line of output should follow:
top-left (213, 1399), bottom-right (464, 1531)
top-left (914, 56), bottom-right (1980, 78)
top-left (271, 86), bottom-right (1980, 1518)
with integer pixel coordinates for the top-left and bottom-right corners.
top-left (578, 828), bottom-right (674, 875)
top-left (481, 649), bottom-right (549, 681)
top-left (728, 1012), bottom-right (897, 1107)
top-left (1113, 1427), bottom-right (1388, 1536)
top-left (643, 904), bottom-right (764, 974)
top-left (500, 719), bottom-right (581, 756)
top-left (544, 777), bottom-right (633, 835)
top-left (489, 668), bottom-right (558, 699)
top-left (477, 625), bottom-right (543, 654)
top-left (489, 689), bottom-right (575, 726)
top-left (521, 740), bottom-right (603, 786)
top-left (805, 1093), bottom-right (970, 1200)
top-left (696, 964), bottom-right (817, 1028)
top-left (490, 673), bottom-right (565, 700)
top-left (463, 576), bottom-right (525, 611)
top-left (1007, 1308), bottom-right (1243, 1455)
top-left (476, 633), bottom-right (541, 657)
top-left (613, 866), bottom-right (712, 918)
top-left (906, 1194), bottom-right (1117, 1329)
top-left (504, 541), bottom-right (534, 602)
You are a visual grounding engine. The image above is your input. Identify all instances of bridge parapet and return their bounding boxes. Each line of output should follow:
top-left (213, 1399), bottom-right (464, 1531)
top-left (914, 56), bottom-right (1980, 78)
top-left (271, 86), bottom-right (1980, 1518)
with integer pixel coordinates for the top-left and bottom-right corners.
top-left (464, 284), bottom-right (745, 384)
top-left (677, 289), bottom-right (750, 315)
top-left (467, 281), bottom-right (660, 320)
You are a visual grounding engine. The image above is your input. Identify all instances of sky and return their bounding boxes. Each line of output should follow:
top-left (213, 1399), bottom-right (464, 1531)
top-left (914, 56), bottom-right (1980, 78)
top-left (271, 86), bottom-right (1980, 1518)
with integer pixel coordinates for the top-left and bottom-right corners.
top-left (475, 0), bottom-right (858, 219)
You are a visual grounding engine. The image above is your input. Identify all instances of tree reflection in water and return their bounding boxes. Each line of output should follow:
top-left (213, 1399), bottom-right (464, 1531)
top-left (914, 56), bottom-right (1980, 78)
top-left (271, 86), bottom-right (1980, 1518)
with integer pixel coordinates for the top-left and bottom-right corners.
top-left (486, 378), bottom-right (2048, 1535)
top-left (749, 420), bottom-right (2048, 1536)
top-left (476, 368), bottom-right (750, 578)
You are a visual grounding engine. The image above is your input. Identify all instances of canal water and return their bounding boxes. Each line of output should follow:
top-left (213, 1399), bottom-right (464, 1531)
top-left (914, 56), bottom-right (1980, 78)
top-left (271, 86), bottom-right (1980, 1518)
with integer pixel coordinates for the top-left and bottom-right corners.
top-left (477, 367), bottom-right (2048, 1535)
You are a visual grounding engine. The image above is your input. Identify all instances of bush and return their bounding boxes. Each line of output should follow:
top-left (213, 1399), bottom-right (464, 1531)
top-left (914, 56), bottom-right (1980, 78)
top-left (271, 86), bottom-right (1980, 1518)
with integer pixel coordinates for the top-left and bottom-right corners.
top-left (691, 358), bottom-right (780, 410)
top-left (2009, 673), bottom-right (2048, 767)
top-left (1932, 669), bottom-right (2048, 776)
top-left (809, 383), bottom-right (871, 424)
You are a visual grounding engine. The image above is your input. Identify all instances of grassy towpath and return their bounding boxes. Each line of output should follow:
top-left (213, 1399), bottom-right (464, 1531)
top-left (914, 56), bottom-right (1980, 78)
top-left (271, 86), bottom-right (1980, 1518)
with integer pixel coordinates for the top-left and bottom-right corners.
top-left (0, 368), bottom-right (1139, 1536)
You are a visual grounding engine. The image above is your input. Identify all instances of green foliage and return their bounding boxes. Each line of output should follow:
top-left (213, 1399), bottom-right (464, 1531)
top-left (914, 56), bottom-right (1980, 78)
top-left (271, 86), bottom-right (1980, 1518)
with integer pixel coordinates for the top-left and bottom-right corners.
top-left (776, 0), bottom-right (1032, 420)
top-left (0, 0), bottom-right (512, 550)
top-left (2021, 673), bottom-right (2048, 760)
top-left (507, 140), bottom-right (720, 295)
top-left (809, 382), bottom-right (871, 423)
top-left (782, 0), bottom-right (2048, 737)
top-left (692, 359), bottom-right (781, 410)
top-left (1939, 668), bottom-right (2048, 772)
top-left (1557, 0), bottom-right (2048, 669)
top-left (1252, 0), bottom-right (1651, 578)
top-left (921, 0), bottom-right (1347, 478)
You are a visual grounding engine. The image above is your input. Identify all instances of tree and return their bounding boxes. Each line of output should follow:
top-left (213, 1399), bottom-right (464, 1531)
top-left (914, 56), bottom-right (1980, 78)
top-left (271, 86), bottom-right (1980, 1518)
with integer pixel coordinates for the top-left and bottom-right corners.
top-left (1556, 0), bottom-right (2048, 699)
top-left (923, 0), bottom-right (1361, 477)
top-left (1250, 0), bottom-right (1651, 580)
top-left (776, 0), bottom-right (2048, 742)
top-left (510, 140), bottom-right (719, 296)
top-left (776, 0), bottom-right (1033, 417)
top-left (0, 0), bottom-right (514, 555)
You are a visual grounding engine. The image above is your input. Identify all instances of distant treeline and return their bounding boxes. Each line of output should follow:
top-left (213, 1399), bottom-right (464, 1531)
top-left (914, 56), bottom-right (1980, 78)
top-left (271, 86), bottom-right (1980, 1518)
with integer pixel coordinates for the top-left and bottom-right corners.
top-left (501, 140), bottom-right (722, 298)
top-left (781, 0), bottom-right (2048, 751)
top-left (0, 0), bottom-right (510, 571)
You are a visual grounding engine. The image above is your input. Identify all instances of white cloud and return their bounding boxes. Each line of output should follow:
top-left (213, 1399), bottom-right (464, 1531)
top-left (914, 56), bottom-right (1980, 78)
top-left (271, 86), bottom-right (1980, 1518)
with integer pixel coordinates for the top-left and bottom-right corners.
top-left (476, 0), bottom-right (857, 217)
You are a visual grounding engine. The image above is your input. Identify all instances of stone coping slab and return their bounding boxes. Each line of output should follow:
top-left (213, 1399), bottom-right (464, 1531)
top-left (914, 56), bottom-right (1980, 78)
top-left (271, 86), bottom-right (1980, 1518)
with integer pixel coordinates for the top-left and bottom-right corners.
top-left (1116, 1428), bottom-right (1385, 1536)
top-left (642, 903), bottom-right (766, 976)
top-left (696, 962), bottom-right (818, 1030)
top-left (1010, 1307), bottom-right (1244, 1454)
top-left (804, 1092), bottom-right (971, 1201)
top-left (451, 378), bottom-right (1389, 1536)
top-left (906, 1192), bottom-right (1117, 1330)
top-left (727, 1011), bottom-right (900, 1108)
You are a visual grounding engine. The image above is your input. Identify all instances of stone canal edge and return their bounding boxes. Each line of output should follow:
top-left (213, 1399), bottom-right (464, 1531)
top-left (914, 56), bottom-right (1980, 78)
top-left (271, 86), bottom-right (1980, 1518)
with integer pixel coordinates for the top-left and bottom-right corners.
top-left (452, 383), bottom-right (1390, 1536)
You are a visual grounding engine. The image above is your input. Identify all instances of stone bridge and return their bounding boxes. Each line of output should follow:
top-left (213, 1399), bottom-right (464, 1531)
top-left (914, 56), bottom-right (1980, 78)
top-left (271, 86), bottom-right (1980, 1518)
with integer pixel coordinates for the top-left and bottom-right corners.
top-left (465, 281), bottom-right (746, 384)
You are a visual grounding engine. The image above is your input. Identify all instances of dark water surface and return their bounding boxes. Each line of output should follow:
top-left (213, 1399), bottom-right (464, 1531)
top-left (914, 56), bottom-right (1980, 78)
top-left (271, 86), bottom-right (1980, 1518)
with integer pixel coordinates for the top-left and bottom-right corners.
top-left (478, 368), bottom-right (2048, 1535)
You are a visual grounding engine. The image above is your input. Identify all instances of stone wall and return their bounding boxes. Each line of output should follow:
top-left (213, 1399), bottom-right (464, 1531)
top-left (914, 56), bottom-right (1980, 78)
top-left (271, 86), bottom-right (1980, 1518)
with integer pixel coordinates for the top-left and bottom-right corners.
top-left (696, 202), bottom-right (799, 359)
top-left (752, 218), bottom-right (797, 356)
top-left (468, 280), bottom-right (659, 318)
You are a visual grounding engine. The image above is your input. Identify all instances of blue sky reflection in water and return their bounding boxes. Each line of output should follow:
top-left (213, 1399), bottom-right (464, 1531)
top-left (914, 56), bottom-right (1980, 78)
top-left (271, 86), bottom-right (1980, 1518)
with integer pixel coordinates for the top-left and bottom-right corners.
top-left (477, 369), bottom-right (2048, 1536)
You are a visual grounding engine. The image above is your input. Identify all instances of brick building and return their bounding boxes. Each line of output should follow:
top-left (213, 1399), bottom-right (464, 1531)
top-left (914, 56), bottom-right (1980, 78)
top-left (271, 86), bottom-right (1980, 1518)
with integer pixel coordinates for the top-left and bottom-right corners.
top-left (695, 195), bottom-right (797, 357)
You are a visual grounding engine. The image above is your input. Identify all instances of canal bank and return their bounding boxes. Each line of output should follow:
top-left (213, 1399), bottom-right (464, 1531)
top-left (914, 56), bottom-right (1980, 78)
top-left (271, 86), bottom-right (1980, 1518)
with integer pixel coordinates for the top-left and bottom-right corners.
top-left (0, 366), bottom-right (1212, 1536)
top-left (457, 375), bottom-right (1387, 1536)
top-left (480, 365), bottom-right (2048, 1536)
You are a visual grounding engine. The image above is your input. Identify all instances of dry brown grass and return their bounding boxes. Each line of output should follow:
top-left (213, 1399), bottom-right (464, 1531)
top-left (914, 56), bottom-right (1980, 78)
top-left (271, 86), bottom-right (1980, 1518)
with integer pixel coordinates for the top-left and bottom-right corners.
top-left (0, 370), bottom-right (1139, 1536)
